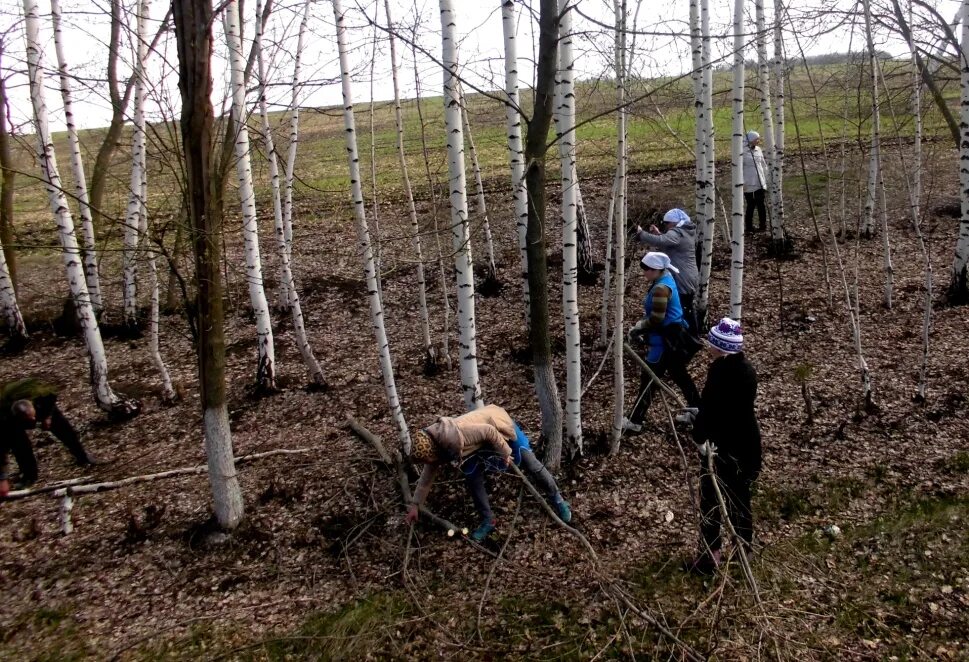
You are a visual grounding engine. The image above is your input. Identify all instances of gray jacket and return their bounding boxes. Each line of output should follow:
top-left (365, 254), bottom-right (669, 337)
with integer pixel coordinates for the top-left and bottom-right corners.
top-left (634, 222), bottom-right (699, 297)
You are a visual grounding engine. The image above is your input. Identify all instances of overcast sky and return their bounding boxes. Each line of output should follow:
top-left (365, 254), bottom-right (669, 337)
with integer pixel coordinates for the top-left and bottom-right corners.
top-left (2, 0), bottom-right (963, 133)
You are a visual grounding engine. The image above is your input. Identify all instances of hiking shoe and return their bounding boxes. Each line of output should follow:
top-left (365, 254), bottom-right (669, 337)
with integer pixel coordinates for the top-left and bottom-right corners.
top-left (675, 408), bottom-right (698, 425)
top-left (555, 498), bottom-right (572, 524)
top-left (470, 520), bottom-right (497, 543)
top-left (78, 453), bottom-right (110, 467)
top-left (621, 417), bottom-right (643, 435)
top-left (683, 549), bottom-right (722, 576)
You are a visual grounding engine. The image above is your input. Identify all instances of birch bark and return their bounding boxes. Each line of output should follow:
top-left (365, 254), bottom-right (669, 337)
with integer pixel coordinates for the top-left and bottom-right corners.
top-left (610, 0), bottom-right (627, 452)
top-left (772, 0), bottom-right (786, 244)
top-left (441, 0), bottom-right (483, 410)
top-left (51, 0), bottom-right (102, 313)
top-left (729, 0), bottom-right (746, 320)
top-left (755, 0), bottom-right (780, 243)
top-left (460, 95), bottom-right (498, 281)
top-left (23, 0), bottom-right (136, 416)
top-left (500, 0), bottom-right (530, 320)
top-left (0, 231), bottom-right (26, 342)
top-left (122, 0), bottom-right (149, 329)
top-left (334, 0), bottom-right (412, 451)
top-left (386, 0), bottom-right (432, 355)
top-left (225, 0), bottom-right (276, 390)
top-left (255, 0), bottom-right (325, 387)
top-left (696, 0), bottom-right (716, 328)
top-left (279, 0), bottom-right (312, 310)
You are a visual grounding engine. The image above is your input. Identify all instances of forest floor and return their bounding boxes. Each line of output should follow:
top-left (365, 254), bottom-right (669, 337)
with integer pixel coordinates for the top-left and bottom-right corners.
top-left (1, 148), bottom-right (968, 660)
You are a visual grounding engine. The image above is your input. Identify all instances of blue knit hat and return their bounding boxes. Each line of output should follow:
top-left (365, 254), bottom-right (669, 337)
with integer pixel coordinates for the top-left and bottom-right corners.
top-left (707, 317), bottom-right (743, 354)
top-left (662, 208), bottom-right (691, 227)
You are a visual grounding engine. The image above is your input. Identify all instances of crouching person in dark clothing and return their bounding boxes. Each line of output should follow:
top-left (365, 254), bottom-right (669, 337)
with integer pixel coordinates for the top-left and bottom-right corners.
top-left (405, 404), bottom-right (572, 542)
top-left (0, 378), bottom-right (101, 497)
top-left (685, 318), bottom-right (762, 575)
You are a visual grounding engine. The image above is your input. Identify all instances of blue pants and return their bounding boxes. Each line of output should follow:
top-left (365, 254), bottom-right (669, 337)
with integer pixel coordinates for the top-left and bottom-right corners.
top-left (461, 422), bottom-right (560, 523)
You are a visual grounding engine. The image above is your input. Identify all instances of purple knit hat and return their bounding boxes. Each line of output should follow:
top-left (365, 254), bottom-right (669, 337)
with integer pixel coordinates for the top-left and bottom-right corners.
top-left (707, 317), bottom-right (743, 354)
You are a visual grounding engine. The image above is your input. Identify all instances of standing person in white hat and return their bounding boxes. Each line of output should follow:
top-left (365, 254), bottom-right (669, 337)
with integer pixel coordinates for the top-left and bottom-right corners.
top-left (743, 130), bottom-right (769, 233)
top-left (623, 252), bottom-right (701, 434)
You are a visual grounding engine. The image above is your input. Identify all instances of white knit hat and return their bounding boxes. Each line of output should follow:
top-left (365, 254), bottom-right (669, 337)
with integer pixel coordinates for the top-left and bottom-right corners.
top-left (746, 130), bottom-right (761, 143)
top-left (641, 251), bottom-right (680, 274)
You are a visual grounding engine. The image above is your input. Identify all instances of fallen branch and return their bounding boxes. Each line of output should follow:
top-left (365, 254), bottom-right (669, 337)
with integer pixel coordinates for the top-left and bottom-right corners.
top-left (622, 341), bottom-right (687, 408)
top-left (1, 449), bottom-right (314, 504)
top-left (346, 416), bottom-right (468, 538)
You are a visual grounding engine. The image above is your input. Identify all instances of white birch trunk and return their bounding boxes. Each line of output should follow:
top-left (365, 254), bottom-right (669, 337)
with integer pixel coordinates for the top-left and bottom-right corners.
top-left (460, 96), bottom-right (497, 280)
top-left (599, 169), bottom-right (620, 346)
top-left (755, 0), bottom-right (779, 240)
top-left (952, 0), bottom-right (969, 300)
top-left (203, 406), bottom-right (244, 530)
top-left (500, 0), bottom-right (530, 320)
top-left (863, 1), bottom-right (893, 306)
top-left (690, 0), bottom-right (705, 227)
top-left (385, 0), bottom-right (432, 354)
top-left (255, 0), bottom-right (325, 387)
top-left (0, 232), bottom-right (26, 341)
top-left (333, 0), bottom-right (412, 451)
top-left (771, 0), bottom-right (786, 242)
top-left (122, 0), bottom-right (149, 328)
top-left (696, 0), bottom-right (716, 324)
top-left (611, 0), bottom-right (627, 451)
top-left (441, 0), bottom-right (483, 410)
top-left (729, 0), bottom-right (746, 320)
top-left (51, 0), bottom-right (102, 313)
top-left (555, 0), bottom-right (582, 451)
top-left (23, 0), bottom-right (133, 415)
top-left (146, 247), bottom-right (175, 401)
top-left (862, 0), bottom-right (879, 240)
top-left (279, 0), bottom-right (312, 310)
top-left (225, 0), bottom-right (275, 389)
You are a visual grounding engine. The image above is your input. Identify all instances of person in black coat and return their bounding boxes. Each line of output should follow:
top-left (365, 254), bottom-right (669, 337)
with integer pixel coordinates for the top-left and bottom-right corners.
top-left (685, 317), bottom-right (762, 574)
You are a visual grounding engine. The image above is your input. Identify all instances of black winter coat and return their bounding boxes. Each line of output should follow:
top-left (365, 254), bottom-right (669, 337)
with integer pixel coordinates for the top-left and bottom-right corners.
top-left (692, 352), bottom-right (761, 472)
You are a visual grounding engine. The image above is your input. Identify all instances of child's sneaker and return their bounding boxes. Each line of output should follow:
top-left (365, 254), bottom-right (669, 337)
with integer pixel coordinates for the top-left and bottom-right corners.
top-left (470, 519), bottom-right (497, 543)
top-left (555, 498), bottom-right (572, 524)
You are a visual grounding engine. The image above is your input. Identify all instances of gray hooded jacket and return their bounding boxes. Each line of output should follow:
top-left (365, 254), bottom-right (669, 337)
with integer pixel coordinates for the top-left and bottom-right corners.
top-left (634, 221), bottom-right (699, 297)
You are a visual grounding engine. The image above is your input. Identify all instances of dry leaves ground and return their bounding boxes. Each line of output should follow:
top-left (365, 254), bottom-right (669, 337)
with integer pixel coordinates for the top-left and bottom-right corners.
top-left (0, 148), bottom-right (967, 660)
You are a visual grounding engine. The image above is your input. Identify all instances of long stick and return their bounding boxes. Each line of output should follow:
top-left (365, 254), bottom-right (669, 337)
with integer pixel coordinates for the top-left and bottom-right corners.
top-left (622, 341), bottom-right (686, 407)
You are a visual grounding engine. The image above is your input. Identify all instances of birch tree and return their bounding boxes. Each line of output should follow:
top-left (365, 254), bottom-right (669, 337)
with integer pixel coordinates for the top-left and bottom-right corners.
top-left (172, 0), bottom-right (244, 530)
top-left (500, 0), bottom-right (530, 320)
top-left (610, 0), bottom-right (627, 453)
top-left (22, 0), bottom-right (137, 417)
top-left (696, 0), bottom-right (716, 329)
top-left (255, 0), bottom-right (325, 387)
top-left (555, 0), bottom-right (582, 453)
top-left (0, 231), bottom-right (26, 343)
top-left (952, 0), bottom-right (969, 302)
top-left (523, 0), bottom-right (562, 464)
top-left (729, 0), bottom-right (746, 320)
top-left (460, 95), bottom-right (498, 282)
top-left (225, 0), bottom-right (276, 390)
top-left (771, 0), bottom-right (786, 247)
top-left (385, 0), bottom-right (432, 360)
top-left (690, 0), bottom-right (704, 226)
top-left (333, 0), bottom-right (411, 452)
top-left (122, 0), bottom-right (150, 329)
top-left (441, 0), bottom-right (483, 411)
top-left (280, 0), bottom-right (312, 310)
top-left (51, 0), bottom-right (102, 313)
top-left (755, 0), bottom-right (780, 244)
top-left (0, 42), bottom-right (18, 289)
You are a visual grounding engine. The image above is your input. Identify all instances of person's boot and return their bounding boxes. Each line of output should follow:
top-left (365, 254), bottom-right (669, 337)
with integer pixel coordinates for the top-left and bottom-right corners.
top-left (553, 496), bottom-right (572, 524)
top-left (470, 518), bottom-right (497, 543)
top-left (77, 453), bottom-right (110, 467)
top-left (684, 549), bottom-right (721, 576)
top-left (621, 417), bottom-right (643, 435)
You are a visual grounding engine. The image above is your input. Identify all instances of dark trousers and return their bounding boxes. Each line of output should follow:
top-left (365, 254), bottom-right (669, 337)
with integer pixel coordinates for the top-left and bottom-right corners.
top-left (680, 292), bottom-right (698, 337)
top-left (699, 455), bottom-right (760, 552)
top-left (629, 351), bottom-right (701, 425)
top-left (463, 449), bottom-right (560, 523)
top-left (744, 189), bottom-right (767, 231)
top-left (6, 406), bottom-right (88, 484)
